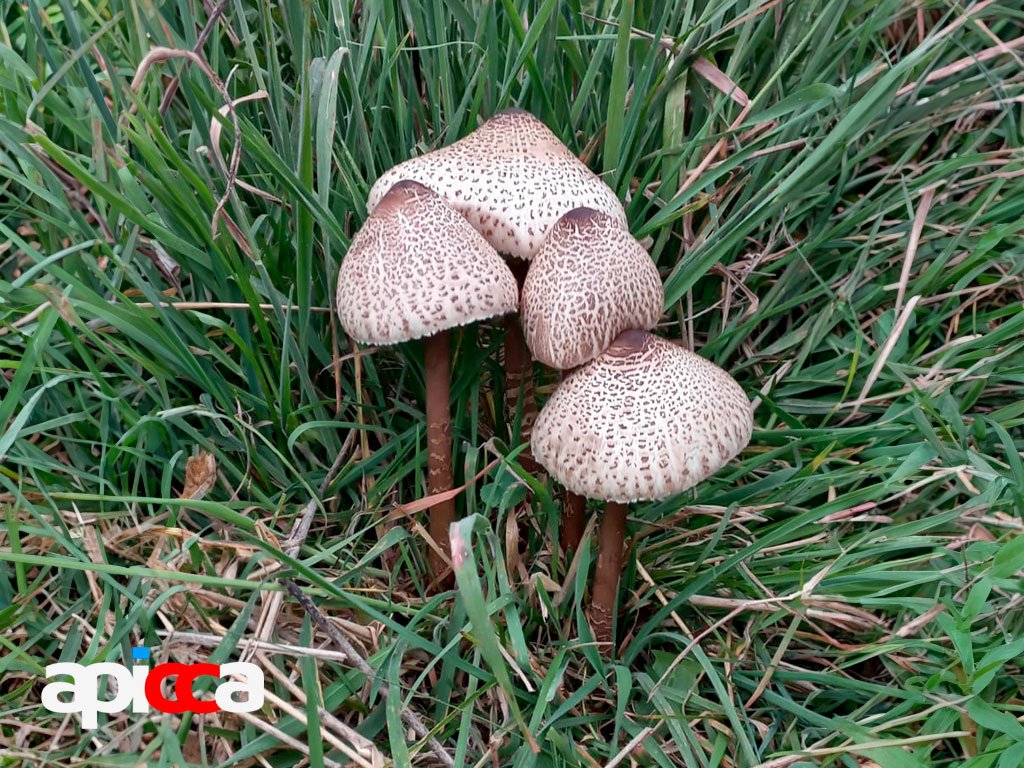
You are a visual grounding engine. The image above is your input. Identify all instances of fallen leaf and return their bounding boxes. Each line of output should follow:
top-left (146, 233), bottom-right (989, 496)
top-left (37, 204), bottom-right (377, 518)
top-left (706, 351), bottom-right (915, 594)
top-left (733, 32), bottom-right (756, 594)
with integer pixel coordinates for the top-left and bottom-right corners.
top-left (181, 450), bottom-right (217, 500)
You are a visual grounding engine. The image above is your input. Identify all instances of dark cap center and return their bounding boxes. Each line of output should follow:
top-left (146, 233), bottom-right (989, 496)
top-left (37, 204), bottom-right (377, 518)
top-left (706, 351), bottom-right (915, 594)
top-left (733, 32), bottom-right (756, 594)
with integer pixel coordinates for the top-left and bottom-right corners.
top-left (376, 179), bottom-right (433, 214)
top-left (558, 206), bottom-right (601, 228)
top-left (604, 329), bottom-right (654, 357)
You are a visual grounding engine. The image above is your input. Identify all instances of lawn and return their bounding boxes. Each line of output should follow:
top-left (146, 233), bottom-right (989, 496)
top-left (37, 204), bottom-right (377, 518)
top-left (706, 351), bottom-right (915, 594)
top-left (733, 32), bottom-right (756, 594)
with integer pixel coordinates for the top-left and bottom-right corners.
top-left (1, 0), bottom-right (1023, 766)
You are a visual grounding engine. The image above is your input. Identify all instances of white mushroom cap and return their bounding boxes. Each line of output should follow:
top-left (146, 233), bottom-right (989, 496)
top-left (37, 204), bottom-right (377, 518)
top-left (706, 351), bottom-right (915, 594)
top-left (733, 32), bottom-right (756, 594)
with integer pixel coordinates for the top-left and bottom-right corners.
top-left (531, 330), bottom-right (753, 503)
top-left (336, 180), bottom-right (518, 345)
top-left (367, 109), bottom-right (626, 260)
top-left (520, 207), bottom-right (663, 369)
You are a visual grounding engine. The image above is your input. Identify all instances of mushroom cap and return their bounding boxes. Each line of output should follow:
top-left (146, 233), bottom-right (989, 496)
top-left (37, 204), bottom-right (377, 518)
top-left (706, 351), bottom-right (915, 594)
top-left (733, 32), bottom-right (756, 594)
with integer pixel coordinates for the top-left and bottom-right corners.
top-left (367, 109), bottom-right (626, 260)
top-left (520, 207), bottom-right (663, 369)
top-left (336, 180), bottom-right (518, 345)
top-left (531, 330), bottom-right (753, 503)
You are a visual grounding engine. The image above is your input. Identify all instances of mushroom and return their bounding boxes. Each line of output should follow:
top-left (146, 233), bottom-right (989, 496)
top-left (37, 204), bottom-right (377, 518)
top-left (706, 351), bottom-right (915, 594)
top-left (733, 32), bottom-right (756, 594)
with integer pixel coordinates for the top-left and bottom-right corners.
top-left (367, 109), bottom-right (627, 444)
top-left (520, 205), bottom-right (662, 369)
top-left (520, 206), bottom-right (663, 550)
top-left (367, 109), bottom-right (626, 261)
top-left (530, 330), bottom-right (753, 653)
top-left (336, 180), bottom-right (518, 581)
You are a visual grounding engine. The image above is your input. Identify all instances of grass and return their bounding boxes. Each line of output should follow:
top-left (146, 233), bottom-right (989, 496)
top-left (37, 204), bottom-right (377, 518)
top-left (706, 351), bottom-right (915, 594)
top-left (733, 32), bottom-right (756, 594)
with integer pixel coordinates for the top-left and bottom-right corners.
top-left (1, 0), bottom-right (1023, 765)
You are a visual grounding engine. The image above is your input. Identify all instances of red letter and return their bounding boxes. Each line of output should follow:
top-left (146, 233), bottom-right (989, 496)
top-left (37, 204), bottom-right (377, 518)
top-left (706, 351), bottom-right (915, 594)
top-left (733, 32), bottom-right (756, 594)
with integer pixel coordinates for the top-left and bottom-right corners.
top-left (146, 663), bottom-right (189, 713)
top-left (145, 663), bottom-right (222, 714)
top-left (176, 664), bottom-right (220, 714)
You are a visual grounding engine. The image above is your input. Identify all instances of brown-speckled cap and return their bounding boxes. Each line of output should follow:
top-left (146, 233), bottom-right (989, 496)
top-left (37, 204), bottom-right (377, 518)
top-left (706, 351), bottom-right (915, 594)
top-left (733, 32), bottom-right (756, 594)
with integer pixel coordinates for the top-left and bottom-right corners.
top-left (366, 109), bottom-right (626, 260)
top-left (520, 207), bottom-right (663, 369)
top-left (531, 330), bottom-right (753, 503)
top-left (336, 180), bottom-right (518, 345)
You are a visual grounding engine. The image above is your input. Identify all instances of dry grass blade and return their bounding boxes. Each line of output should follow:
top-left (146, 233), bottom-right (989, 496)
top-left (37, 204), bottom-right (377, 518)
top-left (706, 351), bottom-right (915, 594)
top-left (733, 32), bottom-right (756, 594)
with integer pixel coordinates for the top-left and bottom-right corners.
top-left (210, 90), bottom-right (281, 204)
top-left (841, 295), bottom-right (923, 421)
top-left (673, 102), bottom-right (754, 201)
top-left (895, 187), bottom-right (936, 314)
top-left (129, 47), bottom-right (243, 241)
top-left (645, 562), bottom-right (838, 698)
top-left (233, 710), bottom-right (348, 768)
top-left (283, 583), bottom-right (454, 767)
top-left (384, 456), bottom-right (501, 521)
top-left (127, 301), bottom-right (334, 312)
top-left (158, 0), bottom-right (232, 115)
top-left (604, 722), bottom-right (664, 768)
top-left (281, 431), bottom-right (356, 556)
top-left (692, 57), bottom-right (750, 106)
top-left (896, 34), bottom-right (1024, 96)
top-left (259, 682), bottom-right (385, 767)
top-left (255, 434), bottom-right (355, 646)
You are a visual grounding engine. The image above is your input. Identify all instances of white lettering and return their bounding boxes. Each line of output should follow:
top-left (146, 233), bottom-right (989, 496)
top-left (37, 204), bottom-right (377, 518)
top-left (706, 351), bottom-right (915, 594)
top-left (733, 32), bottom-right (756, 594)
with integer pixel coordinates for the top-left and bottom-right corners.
top-left (42, 659), bottom-right (265, 727)
top-left (42, 662), bottom-right (135, 729)
top-left (214, 662), bottom-right (265, 712)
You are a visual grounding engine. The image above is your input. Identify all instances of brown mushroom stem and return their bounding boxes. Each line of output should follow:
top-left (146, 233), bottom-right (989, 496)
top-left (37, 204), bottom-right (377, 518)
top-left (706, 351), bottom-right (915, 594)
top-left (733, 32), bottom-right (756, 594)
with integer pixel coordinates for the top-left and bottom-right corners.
top-left (558, 366), bottom-right (585, 552)
top-left (590, 502), bottom-right (628, 654)
top-left (561, 492), bottom-right (587, 553)
top-left (504, 314), bottom-right (532, 418)
top-left (504, 258), bottom-right (538, 470)
top-left (425, 330), bottom-right (455, 583)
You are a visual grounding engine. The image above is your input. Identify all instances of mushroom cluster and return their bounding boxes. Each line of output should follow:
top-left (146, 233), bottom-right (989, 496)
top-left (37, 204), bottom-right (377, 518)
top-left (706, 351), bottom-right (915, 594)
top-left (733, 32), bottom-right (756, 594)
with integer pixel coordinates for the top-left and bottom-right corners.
top-left (336, 109), bottom-right (754, 650)
top-left (338, 109), bottom-right (630, 582)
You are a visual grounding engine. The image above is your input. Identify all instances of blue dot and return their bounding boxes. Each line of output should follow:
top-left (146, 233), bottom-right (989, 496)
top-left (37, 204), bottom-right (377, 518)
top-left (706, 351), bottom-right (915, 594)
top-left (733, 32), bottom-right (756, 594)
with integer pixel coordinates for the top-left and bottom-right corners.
top-left (132, 647), bottom-right (150, 661)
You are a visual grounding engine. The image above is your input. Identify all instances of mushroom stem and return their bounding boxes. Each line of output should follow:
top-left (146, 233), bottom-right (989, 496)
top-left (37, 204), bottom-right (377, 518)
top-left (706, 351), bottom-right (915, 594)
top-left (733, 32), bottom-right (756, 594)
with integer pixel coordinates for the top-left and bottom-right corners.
top-left (558, 367), bottom-right (585, 552)
top-left (504, 259), bottom-right (537, 461)
top-left (561, 492), bottom-right (587, 553)
top-left (504, 314), bottom-right (532, 419)
top-left (590, 501), bottom-right (628, 655)
top-left (424, 330), bottom-right (455, 584)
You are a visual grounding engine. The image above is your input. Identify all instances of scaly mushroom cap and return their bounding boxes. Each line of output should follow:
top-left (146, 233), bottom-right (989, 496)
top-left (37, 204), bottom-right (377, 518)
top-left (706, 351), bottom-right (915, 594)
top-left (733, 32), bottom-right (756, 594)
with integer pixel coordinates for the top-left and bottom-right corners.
top-left (520, 207), bottom-right (663, 369)
top-left (531, 330), bottom-right (753, 503)
top-left (336, 180), bottom-right (518, 345)
top-left (367, 109), bottom-right (626, 260)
